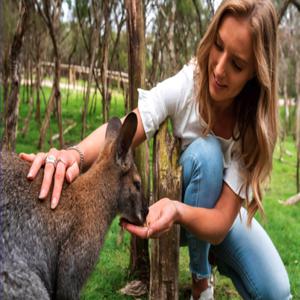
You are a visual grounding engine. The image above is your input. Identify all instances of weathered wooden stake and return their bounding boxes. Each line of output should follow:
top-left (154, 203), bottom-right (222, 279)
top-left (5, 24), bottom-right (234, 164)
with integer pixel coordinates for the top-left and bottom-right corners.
top-left (125, 0), bottom-right (150, 282)
top-left (150, 119), bottom-right (182, 300)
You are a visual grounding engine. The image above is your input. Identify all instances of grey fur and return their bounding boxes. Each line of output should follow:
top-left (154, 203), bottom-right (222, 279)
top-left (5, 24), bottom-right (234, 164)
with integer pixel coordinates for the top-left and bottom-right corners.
top-left (0, 113), bottom-right (147, 300)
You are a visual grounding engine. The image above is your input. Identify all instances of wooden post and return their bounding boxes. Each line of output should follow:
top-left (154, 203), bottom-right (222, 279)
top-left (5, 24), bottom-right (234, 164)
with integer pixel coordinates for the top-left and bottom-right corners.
top-left (150, 119), bottom-right (182, 300)
top-left (125, 0), bottom-right (150, 282)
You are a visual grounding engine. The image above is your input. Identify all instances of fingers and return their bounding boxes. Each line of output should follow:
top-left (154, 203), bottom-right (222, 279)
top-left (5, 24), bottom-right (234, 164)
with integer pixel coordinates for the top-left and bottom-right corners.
top-left (121, 222), bottom-right (149, 239)
top-left (50, 158), bottom-right (67, 209)
top-left (66, 161), bottom-right (80, 183)
top-left (19, 152), bottom-right (36, 162)
top-left (121, 220), bottom-right (169, 239)
top-left (45, 150), bottom-right (79, 209)
top-left (147, 216), bottom-right (172, 237)
top-left (25, 152), bottom-right (46, 180)
top-left (122, 198), bottom-right (177, 239)
top-left (39, 149), bottom-right (59, 200)
top-left (21, 148), bottom-right (81, 209)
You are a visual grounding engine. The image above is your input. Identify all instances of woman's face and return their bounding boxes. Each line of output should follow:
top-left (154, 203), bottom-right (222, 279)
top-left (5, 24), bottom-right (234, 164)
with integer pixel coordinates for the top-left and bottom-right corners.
top-left (208, 16), bottom-right (255, 107)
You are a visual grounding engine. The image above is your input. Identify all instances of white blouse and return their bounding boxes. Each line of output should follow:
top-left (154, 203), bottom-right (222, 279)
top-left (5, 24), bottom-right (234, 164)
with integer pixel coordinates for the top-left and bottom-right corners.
top-left (138, 62), bottom-right (249, 199)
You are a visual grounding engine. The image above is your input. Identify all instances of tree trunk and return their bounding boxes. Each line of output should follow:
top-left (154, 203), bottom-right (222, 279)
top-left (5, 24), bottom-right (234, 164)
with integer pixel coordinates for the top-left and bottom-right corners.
top-left (192, 0), bottom-right (203, 37)
top-left (283, 76), bottom-right (290, 136)
top-left (166, 1), bottom-right (176, 74)
top-left (278, 0), bottom-right (293, 24)
top-left (296, 99), bottom-right (300, 192)
top-left (0, 0), bottom-right (2, 125)
top-left (21, 96), bottom-right (34, 137)
top-left (101, 0), bottom-right (111, 123)
top-left (81, 31), bottom-right (98, 139)
top-left (38, 88), bottom-right (55, 150)
top-left (125, 0), bottom-right (150, 283)
top-left (36, 0), bottom-right (63, 150)
top-left (2, 0), bottom-right (29, 151)
top-left (296, 60), bottom-right (300, 192)
top-left (1, 49), bottom-right (10, 129)
top-left (49, 4), bottom-right (63, 149)
top-left (35, 57), bottom-right (41, 125)
top-left (150, 119), bottom-right (182, 300)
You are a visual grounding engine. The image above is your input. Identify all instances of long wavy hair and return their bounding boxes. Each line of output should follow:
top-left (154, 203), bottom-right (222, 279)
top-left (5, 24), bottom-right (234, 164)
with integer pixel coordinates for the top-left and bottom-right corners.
top-left (195, 0), bottom-right (278, 224)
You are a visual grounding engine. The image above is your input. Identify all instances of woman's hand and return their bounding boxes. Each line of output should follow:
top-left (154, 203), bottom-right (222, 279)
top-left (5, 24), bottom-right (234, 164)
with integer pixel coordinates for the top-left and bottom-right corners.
top-left (19, 148), bottom-right (81, 209)
top-left (121, 198), bottom-right (180, 239)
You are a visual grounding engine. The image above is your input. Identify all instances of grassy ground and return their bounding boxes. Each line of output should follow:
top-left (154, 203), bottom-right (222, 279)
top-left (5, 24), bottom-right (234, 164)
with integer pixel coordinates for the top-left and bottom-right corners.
top-left (6, 85), bottom-right (300, 299)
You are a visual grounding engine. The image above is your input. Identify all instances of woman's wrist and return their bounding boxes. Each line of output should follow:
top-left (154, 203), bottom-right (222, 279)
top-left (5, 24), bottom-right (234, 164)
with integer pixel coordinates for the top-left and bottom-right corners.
top-left (67, 145), bottom-right (84, 172)
top-left (172, 200), bottom-right (183, 224)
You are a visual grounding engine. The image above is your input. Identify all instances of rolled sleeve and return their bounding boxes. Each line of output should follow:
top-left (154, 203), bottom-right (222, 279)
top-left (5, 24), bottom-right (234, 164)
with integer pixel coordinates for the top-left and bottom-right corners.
top-left (224, 158), bottom-right (252, 200)
top-left (138, 88), bottom-right (167, 139)
top-left (138, 64), bottom-right (194, 139)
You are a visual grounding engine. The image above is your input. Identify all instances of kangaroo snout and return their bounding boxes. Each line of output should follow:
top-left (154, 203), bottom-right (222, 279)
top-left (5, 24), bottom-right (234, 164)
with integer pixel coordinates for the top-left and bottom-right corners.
top-left (118, 189), bottom-right (148, 226)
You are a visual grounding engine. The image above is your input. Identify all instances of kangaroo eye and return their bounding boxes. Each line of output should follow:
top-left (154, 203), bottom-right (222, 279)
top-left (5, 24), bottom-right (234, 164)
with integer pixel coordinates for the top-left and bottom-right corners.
top-left (134, 181), bottom-right (141, 191)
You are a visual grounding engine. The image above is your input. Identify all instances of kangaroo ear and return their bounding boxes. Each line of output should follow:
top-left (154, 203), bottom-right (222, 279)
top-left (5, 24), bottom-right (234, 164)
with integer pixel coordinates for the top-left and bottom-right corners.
top-left (105, 117), bottom-right (122, 142)
top-left (116, 112), bottom-right (137, 169)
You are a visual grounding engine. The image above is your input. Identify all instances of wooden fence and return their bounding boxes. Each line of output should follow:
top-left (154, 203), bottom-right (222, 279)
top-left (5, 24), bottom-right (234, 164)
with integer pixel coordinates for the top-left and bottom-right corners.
top-left (40, 61), bottom-right (129, 86)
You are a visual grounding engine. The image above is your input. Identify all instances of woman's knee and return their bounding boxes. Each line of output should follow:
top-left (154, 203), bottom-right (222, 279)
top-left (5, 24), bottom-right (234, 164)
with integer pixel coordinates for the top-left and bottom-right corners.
top-left (180, 136), bottom-right (224, 187)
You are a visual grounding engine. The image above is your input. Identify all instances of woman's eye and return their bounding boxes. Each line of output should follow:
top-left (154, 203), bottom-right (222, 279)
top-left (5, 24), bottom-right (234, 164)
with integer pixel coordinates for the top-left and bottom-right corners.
top-left (214, 40), bottom-right (223, 51)
top-left (232, 61), bottom-right (242, 71)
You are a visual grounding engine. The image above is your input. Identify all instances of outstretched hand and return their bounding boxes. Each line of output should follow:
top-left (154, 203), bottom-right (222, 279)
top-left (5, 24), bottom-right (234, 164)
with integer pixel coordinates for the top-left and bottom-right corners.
top-left (19, 148), bottom-right (81, 209)
top-left (121, 198), bottom-right (180, 239)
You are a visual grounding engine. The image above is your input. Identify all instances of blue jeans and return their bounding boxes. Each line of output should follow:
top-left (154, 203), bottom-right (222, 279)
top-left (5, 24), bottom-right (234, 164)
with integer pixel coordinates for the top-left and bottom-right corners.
top-left (179, 137), bottom-right (291, 300)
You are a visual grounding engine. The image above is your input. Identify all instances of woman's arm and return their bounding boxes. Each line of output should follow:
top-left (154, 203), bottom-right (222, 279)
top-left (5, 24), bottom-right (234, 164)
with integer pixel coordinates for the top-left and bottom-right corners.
top-left (69, 108), bottom-right (146, 168)
top-left (20, 108), bottom-right (146, 208)
top-left (122, 183), bottom-right (242, 244)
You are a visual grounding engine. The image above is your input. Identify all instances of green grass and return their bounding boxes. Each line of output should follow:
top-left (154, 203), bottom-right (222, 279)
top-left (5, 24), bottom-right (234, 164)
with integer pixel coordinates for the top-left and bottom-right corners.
top-left (262, 137), bottom-right (300, 298)
top-left (15, 86), bottom-right (126, 153)
top-left (6, 85), bottom-right (300, 299)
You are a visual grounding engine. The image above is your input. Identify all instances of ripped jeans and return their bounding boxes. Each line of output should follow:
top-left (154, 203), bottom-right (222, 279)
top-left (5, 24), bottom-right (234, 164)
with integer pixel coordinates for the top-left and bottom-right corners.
top-left (179, 136), bottom-right (291, 300)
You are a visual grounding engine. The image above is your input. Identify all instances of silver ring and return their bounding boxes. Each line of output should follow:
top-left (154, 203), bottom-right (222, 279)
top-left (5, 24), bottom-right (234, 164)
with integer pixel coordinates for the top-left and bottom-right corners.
top-left (45, 155), bottom-right (57, 167)
top-left (57, 157), bottom-right (67, 166)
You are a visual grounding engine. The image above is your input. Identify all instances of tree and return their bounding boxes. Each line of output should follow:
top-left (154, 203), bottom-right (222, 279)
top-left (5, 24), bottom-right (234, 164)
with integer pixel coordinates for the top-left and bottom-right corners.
top-left (1, 1), bottom-right (19, 134)
top-left (125, 0), bottom-right (150, 287)
top-left (0, 0), bottom-right (4, 124)
top-left (99, 0), bottom-right (112, 123)
top-left (277, 0), bottom-right (300, 204)
top-left (277, 0), bottom-right (300, 23)
top-left (2, 0), bottom-right (30, 151)
top-left (36, 0), bottom-right (64, 150)
top-left (75, 0), bottom-right (101, 138)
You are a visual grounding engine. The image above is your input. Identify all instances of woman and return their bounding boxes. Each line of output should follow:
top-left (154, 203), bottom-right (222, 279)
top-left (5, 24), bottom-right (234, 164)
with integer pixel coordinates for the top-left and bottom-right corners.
top-left (21, 0), bottom-right (291, 299)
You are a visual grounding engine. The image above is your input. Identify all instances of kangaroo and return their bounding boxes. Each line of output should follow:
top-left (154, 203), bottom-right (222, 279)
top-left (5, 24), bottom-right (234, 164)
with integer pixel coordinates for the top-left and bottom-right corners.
top-left (0, 112), bottom-right (148, 300)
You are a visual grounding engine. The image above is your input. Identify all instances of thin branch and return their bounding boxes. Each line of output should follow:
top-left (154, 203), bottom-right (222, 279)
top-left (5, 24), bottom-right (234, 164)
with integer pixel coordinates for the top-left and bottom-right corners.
top-left (34, 0), bottom-right (49, 27)
top-left (75, 1), bottom-right (89, 53)
top-left (278, 0), bottom-right (293, 24)
top-left (280, 193), bottom-right (300, 205)
top-left (292, 0), bottom-right (300, 11)
top-left (192, 0), bottom-right (203, 36)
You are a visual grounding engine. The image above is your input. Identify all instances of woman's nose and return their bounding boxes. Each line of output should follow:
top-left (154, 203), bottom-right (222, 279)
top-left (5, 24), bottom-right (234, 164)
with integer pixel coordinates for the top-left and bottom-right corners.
top-left (215, 55), bottom-right (226, 80)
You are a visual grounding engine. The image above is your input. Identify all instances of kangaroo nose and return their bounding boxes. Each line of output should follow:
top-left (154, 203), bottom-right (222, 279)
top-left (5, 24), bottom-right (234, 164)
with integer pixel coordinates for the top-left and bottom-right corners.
top-left (142, 207), bottom-right (149, 220)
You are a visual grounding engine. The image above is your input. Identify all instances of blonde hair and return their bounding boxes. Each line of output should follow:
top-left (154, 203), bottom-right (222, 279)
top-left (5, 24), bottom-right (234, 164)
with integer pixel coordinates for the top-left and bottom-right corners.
top-left (195, 0), bottom-right (278, 225)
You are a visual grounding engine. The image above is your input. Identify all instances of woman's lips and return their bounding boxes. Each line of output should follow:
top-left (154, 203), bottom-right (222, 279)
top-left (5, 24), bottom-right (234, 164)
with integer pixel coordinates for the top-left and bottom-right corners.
top-left (214, 74), bottom-right (227, 88)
